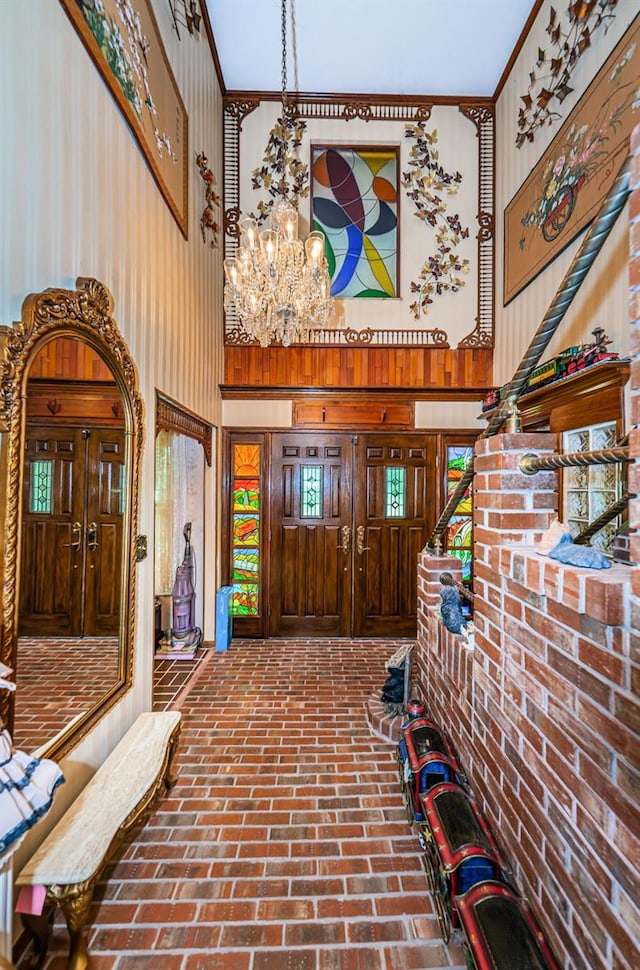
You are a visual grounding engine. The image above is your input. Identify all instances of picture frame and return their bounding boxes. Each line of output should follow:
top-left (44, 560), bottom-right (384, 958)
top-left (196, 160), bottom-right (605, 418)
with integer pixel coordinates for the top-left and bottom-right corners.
top-left (504, 15), bottom-right (640, 305)
top-left (60, 0), bottom-right (188, 238)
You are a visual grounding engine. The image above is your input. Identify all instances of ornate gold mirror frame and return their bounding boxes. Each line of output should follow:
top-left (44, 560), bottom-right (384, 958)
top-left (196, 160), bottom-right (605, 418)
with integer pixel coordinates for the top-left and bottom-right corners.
top-left (0, 277), bottom-right (143, 758)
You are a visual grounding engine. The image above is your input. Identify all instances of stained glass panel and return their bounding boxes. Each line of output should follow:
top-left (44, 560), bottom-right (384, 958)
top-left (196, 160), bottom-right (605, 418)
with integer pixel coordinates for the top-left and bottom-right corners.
top-left (231, 442), bottom-right (261, 617)
top-left (234, 478), bottom-right (259, 511)
top-left (233, 514), bottom-right (259, 547)
top-left (312, 146), bottom-right (398, 299)
top-left (301, 466), bottom-right (322, 518)
top-left (446, 446), bottom-right (473, 596)
top-left (30, 460), bottom-right (53, 514)
top-left (234, 443), bottom-right (260, 477)
top-left (231, 584), bottom-right (259, 616)
top-left (233, 548), bottom-right (259, 582)
top-left (385, 467), bottom-right (406, 518)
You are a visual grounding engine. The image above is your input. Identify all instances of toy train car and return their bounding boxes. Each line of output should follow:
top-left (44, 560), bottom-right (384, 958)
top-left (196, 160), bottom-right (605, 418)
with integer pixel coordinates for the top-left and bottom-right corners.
top-left (397, 716), bottom-right (467, 824)
top-left (482, 328), bottom-right (619, 412)
top-left (456, 881), bottom-right (562, 969)
top-left (419, 781), bottom-right (507, 942)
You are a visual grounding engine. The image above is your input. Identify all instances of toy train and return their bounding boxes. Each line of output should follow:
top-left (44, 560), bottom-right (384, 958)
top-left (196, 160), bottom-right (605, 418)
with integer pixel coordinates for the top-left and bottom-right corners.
top-left (482, 327), bottom-right (619, 413)
top-left (398, 702), bottom-right (561, 968)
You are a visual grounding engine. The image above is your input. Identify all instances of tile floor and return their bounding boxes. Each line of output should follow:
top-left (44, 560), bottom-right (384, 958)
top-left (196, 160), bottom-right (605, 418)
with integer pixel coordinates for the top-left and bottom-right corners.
top-left (22, 639), bottom-right (468, 970)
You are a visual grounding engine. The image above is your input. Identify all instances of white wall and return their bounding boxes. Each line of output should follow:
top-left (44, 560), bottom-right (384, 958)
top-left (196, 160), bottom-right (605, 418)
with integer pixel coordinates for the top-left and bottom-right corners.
top-left (494, 2), bottom-right (637, 385)
top-left (1, 0), bottom-right (223, 864)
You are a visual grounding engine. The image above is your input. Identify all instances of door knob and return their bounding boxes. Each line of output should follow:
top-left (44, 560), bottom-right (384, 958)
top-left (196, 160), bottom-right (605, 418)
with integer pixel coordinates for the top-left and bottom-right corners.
top-left (62, 521), bottom-right (83, 552)
top-left (340, 525), bottom-right (351, 554)
top-left (356, 526), bottom-right (370, 555)
top-left (86, 521), bottom-right (99, 551)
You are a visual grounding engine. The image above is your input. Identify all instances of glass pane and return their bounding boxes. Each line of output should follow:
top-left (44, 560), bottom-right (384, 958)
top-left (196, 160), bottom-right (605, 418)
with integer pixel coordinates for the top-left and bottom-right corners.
top-left (231, 583), bottom-right (259, 616)
top-left (449, 548), bottom-right (472, 583)
top-left (234, 443), bottom-right (260, 477)
top-left (233, 548), bottom-right (259, 582)
top-left (301, 466), bottom-right (322, 518)
top-left (30, 460), bottom-right (53, 513)
top-left (233, 513), bottom-right (259, 546)
top-left (385, 466), bottom-right (406, 518)
top-left (234, 477), bottom-right (259, 511)
top-left (562, 421), bottom-right (621, 556)
top-left (231, 442), bottom-right (262, 618)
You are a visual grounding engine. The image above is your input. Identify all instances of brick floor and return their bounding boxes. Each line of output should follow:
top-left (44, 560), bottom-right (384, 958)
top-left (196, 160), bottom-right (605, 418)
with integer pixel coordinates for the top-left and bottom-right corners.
top-left (24, 639), bottom-right (467, 970)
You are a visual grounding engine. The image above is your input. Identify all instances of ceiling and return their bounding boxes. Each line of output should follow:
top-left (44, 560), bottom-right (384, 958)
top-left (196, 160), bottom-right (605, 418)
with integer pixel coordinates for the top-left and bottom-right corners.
top-left (204, 0), bottom-right (536, 99)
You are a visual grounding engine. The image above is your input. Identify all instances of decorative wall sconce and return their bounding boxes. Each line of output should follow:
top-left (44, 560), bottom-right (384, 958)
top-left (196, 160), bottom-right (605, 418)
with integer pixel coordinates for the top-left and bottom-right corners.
top-left (168, 0), bottom-right (201, 39)
top-left (196, 152), bottom-right (221, 248)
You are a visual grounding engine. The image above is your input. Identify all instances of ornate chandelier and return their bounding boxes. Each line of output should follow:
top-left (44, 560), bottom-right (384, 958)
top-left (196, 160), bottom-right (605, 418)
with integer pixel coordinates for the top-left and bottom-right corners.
top-left (223, 0), bottom-right (334, 347)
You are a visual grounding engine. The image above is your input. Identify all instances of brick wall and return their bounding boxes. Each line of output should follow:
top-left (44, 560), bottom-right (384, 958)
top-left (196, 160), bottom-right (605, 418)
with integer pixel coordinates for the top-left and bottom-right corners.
top-left (414, 128), bottom-right (640, 970)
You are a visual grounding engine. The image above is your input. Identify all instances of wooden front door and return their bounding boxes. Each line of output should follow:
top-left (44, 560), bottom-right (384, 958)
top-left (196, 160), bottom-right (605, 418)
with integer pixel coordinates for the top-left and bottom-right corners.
top-left (353, 434), bottom-right (436, 637)
top-left (269, 432), bottom-right (435, 637)
top-left (19, 426), bottom-right (125, 636)
top-left (270, 433), bottom-right (353, 636)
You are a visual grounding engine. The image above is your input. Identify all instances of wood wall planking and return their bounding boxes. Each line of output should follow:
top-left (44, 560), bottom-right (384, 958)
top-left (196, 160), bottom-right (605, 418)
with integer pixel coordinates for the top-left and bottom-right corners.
top-left (223, 347), bottom-right (493, 391)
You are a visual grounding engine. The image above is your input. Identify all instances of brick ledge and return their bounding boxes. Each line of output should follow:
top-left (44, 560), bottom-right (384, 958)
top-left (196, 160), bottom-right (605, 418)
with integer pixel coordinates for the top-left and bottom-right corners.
top-left (494, 546), bottom-right (631, 626)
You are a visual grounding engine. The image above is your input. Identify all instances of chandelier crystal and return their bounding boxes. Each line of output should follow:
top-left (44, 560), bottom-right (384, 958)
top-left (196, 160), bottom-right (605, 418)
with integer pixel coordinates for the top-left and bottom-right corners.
top-left (223, 0), bottom-right (335, 347)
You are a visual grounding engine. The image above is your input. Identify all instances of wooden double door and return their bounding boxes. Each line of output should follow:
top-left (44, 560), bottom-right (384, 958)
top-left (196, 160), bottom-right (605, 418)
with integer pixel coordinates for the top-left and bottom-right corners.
top-left (270, 432), bottom-right (436, 638)
top-left (19, 425), bottom-right (126, 637)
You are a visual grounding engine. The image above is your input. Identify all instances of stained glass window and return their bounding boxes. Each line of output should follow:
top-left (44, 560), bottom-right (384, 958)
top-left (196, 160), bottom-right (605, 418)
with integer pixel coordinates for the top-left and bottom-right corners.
top-left (30, 460), bottom-right (53, 514)
top-left (301, 466), bottom-right (322, 518)
top-left (312, 146), bottom-right (399, 299)
top-left (385, 467), bottom-right (406, 518)
top-left (445, 446), bottom-right (474, 588)
top-left (231, 443), bottom-right (261, 617)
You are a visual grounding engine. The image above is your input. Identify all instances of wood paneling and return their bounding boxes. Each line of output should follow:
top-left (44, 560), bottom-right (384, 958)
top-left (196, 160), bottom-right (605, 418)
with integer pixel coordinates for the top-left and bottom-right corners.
top-left (29, 339), bottom-right (114, 381)
top-left (223, 346), bottom-right (493, 393)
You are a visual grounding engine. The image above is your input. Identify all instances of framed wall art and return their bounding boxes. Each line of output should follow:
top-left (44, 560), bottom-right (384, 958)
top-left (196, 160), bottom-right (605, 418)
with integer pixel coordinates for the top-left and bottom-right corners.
top-left (60, 0), bottom-right (188, 237)
top-left (311, 145), bottom-right (399, 299)
top-left (504, 15), bottom-right (640, 305)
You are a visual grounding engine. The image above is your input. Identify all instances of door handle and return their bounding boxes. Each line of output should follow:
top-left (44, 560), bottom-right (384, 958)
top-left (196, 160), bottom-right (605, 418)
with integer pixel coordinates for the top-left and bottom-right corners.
top-left (62, 521), bottom-right (83, 552)
top-left (356, 526), bottom-right (370, 555)
top-left (340, 525), bottom-right (351, 554)
top-left (86, 521), bottom-right (99, 551)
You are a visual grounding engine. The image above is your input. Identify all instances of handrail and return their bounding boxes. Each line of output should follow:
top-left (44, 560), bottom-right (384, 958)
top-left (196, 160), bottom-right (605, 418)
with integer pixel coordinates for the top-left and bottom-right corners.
top-left (574, 491), bottom-right (630, 546)
top-left (440, 572), bottom-right (475, 602)
top-left (425, 155), bottom-right (631, 552)
top-left (520, 447), bottom-right (630, 475)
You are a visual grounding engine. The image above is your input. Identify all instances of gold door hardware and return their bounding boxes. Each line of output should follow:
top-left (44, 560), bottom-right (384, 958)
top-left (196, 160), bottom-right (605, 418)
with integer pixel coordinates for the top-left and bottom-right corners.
top-left (62, 521), bottom-right (83, 552)
top-left (340, 525), bottom-right (351, 554)
top-left (86, 521), bottom-right (99, 551)
top-left (356, 526), bottom-right (370, 555)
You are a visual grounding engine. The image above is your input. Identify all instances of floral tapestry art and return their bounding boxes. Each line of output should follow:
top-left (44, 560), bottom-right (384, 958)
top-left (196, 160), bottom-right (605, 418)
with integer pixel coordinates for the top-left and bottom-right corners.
top-left (60, 0), bottom-right (188, 236)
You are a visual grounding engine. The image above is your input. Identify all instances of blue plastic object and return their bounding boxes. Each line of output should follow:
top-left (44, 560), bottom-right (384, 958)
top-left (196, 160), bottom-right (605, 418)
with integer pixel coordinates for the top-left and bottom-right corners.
top-left (215, 586), bottom-right (234, 652)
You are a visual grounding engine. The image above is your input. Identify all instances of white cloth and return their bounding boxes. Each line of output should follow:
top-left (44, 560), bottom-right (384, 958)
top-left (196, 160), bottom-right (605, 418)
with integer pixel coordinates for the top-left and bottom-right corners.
top-left (0, 729), bottom-right (64, 853)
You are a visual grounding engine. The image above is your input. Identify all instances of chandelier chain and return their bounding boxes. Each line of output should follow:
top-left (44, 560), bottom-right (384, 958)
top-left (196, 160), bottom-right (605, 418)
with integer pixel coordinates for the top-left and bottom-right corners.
top-left (281, 0), bottom-right (288, 119)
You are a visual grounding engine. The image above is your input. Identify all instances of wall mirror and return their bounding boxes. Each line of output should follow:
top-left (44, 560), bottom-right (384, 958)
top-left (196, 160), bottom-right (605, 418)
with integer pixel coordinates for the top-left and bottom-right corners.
top-left (0, 278), bottom-right (143, 759)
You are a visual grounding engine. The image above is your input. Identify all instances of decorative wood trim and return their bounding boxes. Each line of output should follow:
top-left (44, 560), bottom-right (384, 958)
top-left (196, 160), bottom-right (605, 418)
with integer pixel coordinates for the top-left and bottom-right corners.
top-left (224, 326), bottom-right (450, 348)
top-left (509, 360), bottom-right (630, 433)
top-left (223, 93), bottom-right (495, 349)
top-left (26, 380), bottom-right (124, 427)
top-left (292, 399), bottom-right (414, 429)
top-left (155, 391), bottom-right (213, 466)
top-left (458, 104), bottom-right (495, 348)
